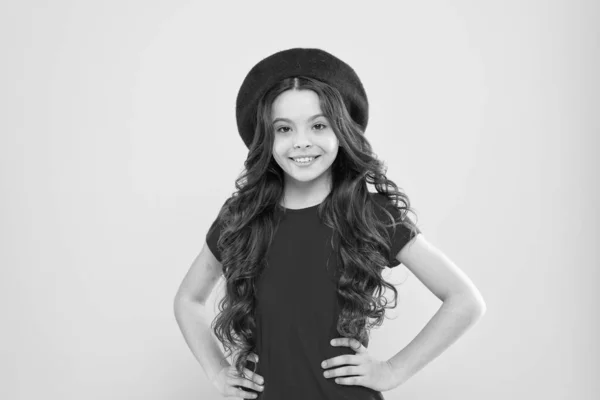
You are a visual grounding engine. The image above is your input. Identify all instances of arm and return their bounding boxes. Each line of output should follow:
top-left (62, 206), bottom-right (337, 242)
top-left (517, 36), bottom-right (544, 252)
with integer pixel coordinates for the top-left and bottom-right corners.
top-left (387, 234), bottom-right (487, 386)
top-left (174, 241), bottom-right (230, 382)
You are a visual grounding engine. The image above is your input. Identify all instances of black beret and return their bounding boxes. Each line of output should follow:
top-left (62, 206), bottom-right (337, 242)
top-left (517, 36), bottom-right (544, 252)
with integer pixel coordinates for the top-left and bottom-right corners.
top-left (235, 47), bottom-right (369, 149)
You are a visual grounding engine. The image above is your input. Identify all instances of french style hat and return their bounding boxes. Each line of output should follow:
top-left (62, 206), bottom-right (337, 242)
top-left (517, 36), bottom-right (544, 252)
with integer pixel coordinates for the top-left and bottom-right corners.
top-left (235, 47), bottom-right (369, 149)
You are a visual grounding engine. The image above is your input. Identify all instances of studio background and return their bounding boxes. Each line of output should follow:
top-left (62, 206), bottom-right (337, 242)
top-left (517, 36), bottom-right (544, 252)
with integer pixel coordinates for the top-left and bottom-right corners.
top-left (1, 0), bottom-right (598, 399)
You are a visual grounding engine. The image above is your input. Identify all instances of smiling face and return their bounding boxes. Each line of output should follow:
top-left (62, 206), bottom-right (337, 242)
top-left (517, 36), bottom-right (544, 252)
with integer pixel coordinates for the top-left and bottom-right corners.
top-left (271, 89), bottom-right (339, 198)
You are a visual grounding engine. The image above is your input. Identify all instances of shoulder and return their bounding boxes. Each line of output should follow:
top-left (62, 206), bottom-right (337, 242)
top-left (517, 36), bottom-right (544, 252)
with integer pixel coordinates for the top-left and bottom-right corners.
top-left (211, 196), bottom-right (235, 223)
top-left (369, 191), bottom-right (398, 207)
top-left (369, 191), bottom-right (384, 202)
top-left (369, 192), bottom-right (401, 219)
top-left (206, 197), bottom-right (233, 243)
top-left (368, 192), bottom-right (389, 209)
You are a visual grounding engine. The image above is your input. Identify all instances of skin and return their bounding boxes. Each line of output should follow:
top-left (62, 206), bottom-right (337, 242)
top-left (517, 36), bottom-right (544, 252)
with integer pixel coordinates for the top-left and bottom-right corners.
top-left (271, 88), bottom-right (339, 209)
top-left (233, 88), bottom-right (398, 394)
top-left (209, 232), bottom-right (488, 397)
top-left (210, 89), bottom-right (487, 398)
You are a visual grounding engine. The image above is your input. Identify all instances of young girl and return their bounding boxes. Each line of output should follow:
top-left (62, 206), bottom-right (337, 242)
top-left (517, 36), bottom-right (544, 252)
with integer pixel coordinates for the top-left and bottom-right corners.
top-left (174, 47), bottom-right (486, 400)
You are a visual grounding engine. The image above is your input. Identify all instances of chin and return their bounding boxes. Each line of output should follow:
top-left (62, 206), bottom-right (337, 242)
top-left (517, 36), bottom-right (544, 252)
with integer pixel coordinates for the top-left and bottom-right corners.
top-left (287, 167), bottom-right (333, 183)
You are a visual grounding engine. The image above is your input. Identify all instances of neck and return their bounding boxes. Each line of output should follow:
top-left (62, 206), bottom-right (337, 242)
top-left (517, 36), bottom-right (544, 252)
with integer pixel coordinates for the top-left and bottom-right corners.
top-left (281, 176), bottom-right (332, 209)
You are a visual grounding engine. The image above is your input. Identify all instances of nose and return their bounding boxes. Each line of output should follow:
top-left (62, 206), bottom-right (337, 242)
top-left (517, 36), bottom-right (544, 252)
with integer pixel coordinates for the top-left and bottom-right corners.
top-left (292, 127), bottom-right (313, 148)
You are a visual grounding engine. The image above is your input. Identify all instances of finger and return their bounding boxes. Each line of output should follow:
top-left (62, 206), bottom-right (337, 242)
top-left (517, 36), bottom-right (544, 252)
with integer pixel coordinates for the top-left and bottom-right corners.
top-left (334, 375), bottom-right (362, 386)
top-left (232, 376), bottom-right (263, 395)
top-left (324, 365), bottom-right (361, 379)
top-left (242, 370), bottom-right (264, 394)
top-left (347, 338), bottom-right (365, 353)
top-left (227, 366), bottom-right (243, 378)
top-left (228, 386), bottom-right (259, 399)
top-left (331, 338), bottom-right (366, 354)
top-left (322, 353), bottom-right (360, 368)
top-left (244, 355), bottom-right (259, 374)
top-left (243, 367), bottom-right (265, 386)
top-left (229, 383), bottom-right (260, 399)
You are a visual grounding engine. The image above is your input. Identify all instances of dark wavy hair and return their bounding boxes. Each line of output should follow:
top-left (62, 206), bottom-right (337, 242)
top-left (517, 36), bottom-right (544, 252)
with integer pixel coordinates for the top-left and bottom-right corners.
top-left (210, 75), bottom-right (419, 378)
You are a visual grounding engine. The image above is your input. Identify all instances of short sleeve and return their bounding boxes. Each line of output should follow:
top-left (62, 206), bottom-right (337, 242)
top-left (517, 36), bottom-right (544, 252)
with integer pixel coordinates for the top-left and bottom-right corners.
top-left (206, 213), bottom-right (225, 263)
top-left (372, 193), bottom-right (421, 268)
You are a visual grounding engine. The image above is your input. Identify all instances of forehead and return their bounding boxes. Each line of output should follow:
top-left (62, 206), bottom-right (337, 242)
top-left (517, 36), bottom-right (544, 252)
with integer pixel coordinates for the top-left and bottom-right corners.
top-left (271, 89), bottom-right (322, 119)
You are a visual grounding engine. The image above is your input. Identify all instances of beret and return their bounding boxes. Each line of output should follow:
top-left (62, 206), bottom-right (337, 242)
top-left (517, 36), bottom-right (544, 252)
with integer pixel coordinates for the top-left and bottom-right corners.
top-left (235, 47), bottom-right (369, 149)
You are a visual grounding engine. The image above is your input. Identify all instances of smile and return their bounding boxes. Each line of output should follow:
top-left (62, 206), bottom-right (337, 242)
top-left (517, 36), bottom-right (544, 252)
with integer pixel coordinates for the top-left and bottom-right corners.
top-left (289, 155), bottom-right (320, 166)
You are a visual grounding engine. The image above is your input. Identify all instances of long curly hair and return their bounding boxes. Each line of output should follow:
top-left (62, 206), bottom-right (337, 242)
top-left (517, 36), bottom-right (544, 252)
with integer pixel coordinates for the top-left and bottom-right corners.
top-left (210, 75), bottom-right (419, 377)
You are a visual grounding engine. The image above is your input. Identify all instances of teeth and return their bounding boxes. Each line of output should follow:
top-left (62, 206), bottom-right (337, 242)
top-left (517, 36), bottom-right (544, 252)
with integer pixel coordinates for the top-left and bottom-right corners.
top-left (293, 157), bottom-right (315, 163)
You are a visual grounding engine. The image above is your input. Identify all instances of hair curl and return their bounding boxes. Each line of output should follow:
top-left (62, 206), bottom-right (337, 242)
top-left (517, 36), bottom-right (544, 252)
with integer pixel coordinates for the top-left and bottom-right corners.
top-left (210, 76), bottom-right (419, 378)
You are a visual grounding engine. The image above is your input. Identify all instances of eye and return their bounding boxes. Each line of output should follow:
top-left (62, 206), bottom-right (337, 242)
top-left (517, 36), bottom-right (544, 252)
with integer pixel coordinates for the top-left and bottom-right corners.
top-left (275, 123), bottom-right (327, 133)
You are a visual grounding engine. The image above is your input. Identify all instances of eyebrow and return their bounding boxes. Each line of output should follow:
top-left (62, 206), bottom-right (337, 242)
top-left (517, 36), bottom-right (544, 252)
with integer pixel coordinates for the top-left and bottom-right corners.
top-left (272, 114), bottom-right (326, 124)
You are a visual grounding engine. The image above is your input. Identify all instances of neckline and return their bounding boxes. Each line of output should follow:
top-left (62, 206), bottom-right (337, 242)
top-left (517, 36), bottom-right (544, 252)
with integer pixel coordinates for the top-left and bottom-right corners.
top-left (279, 195), bottom-right (327, 213)
top-left (282, 202), bottom-right (321, 213)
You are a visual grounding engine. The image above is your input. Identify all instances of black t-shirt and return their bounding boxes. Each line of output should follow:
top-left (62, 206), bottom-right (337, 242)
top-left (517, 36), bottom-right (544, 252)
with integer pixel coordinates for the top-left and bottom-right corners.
top-left (206, 192), bottom-right (420, 399)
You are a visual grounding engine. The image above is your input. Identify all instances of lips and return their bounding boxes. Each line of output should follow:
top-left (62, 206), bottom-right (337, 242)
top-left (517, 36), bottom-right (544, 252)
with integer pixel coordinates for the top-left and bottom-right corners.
top-left (289, 155), bottom-right (321, 160)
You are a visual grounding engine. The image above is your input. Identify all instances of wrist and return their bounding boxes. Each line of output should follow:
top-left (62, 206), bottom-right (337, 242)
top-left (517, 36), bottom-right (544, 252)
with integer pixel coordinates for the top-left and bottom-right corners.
top-left (386, 356), bottom-right (409, 388)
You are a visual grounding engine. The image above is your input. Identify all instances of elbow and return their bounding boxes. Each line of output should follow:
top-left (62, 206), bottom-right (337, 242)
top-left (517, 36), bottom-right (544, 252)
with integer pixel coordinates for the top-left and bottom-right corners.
top-left (173, 292), bottom-right (184, 309)
top-left (448, 290), bottom-right (487, 318)
top-left (470, 289), bottom-right (487, 316)
top-left (469, 296), bottom-right (487, 320)
top-left (173, 293), bottom-right (206, 312)
top-left (173, 293), bottom-right (193, 316)
top-left (477, 295), bottom-right (487, 315)
top-left (173, 295), bottom-right (184, 317)
top-left (471, 299), bottom-right (486, 319)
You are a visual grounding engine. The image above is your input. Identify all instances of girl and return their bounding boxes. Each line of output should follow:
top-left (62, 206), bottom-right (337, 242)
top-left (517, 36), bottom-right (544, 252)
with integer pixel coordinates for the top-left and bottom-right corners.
top-left (174, 47), bottom-right (486, 400)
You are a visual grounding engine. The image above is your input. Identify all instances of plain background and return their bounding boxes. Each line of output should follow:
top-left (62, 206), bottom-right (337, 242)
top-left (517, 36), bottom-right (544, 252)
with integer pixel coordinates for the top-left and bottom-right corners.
top-left (1, 0), bottom-right (598, 399)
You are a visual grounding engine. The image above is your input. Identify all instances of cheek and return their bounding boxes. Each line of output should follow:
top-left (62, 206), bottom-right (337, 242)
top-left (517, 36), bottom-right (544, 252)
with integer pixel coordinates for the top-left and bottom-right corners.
top-left (322, 136), bottom-right (339, 155)
top-left (272, 141), bottom-right (284, 159)
top-left (272, 145), bottom-right (289, 166)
